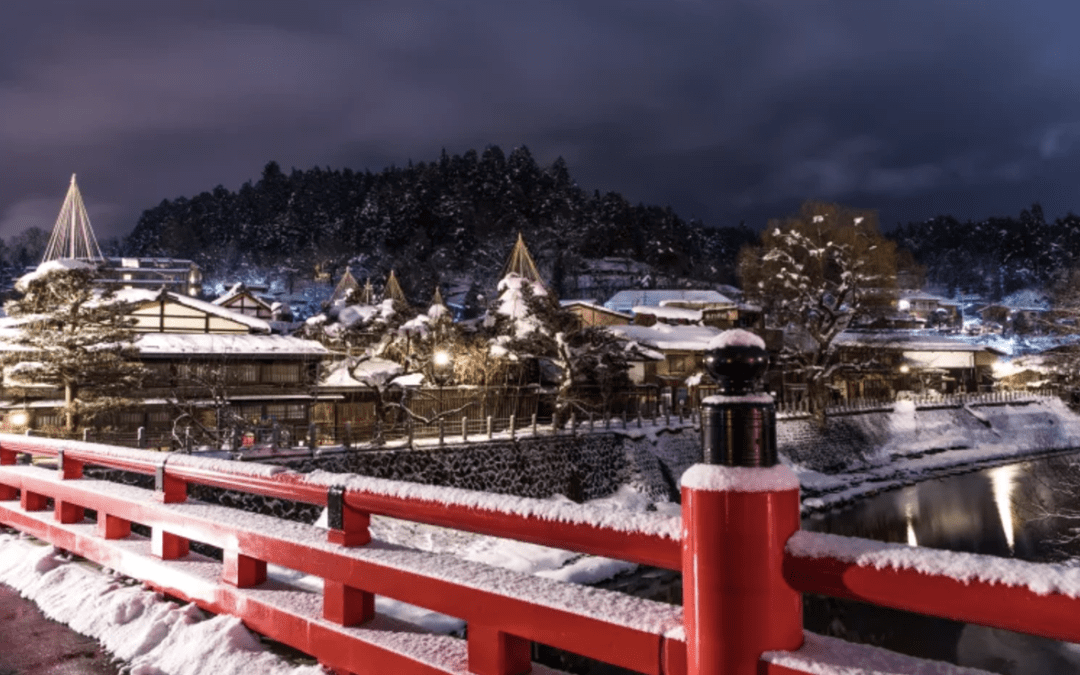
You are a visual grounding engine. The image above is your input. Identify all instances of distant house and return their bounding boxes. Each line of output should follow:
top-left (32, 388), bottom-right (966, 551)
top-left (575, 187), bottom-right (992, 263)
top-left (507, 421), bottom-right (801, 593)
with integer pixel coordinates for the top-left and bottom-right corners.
top-left (560, 301), bottom-right (632, 328)
top-left (834, 331), bottom-right (1003, 398)
top-left (606, 323), bottom-right (722, 387)
top-left (213, 283), bottom-right (274, 320)
top-left (603, 288), bottom-right (764, 331)
top-left (976, 294), bottom-right (1051, 334)
top-left (604, 289), bottom-right (733, 314)
top-left (0, 288), bottom-right (331, 438)
top-left (631, 305), bottom-right (702, 326)
top-left (120, 289), bottom-right (272, 334)
top-left (96, 257), bottom-right (204, 297)
top-left (897, 291), bottom-right (961, 328)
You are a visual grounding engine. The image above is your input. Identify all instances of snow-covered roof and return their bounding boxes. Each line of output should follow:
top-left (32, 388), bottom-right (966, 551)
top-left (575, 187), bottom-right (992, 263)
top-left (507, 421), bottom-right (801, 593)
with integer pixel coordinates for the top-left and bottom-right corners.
top-left (135, 333), bottom-right (327, 357)
top-left (836, 331), bottom-right (1006, 354)
top-left (607, 323), bottom-right (722, 352)
top-left (604, 289), bottom-right (733, 313)
top-left (212, 283), bottom-right (272, 309)
top-left (115, 288), bottom-right (271, 333)
top-left (631, 305), bottom-right (703, 322)
top-left (898, 290), bottom-right (959, 306)
top-left (319, 356), bottom-right (414, 389)
top-left (560, 300), bottom-right (633, 319)
top-left (337, 302), bottom-right (385, 328)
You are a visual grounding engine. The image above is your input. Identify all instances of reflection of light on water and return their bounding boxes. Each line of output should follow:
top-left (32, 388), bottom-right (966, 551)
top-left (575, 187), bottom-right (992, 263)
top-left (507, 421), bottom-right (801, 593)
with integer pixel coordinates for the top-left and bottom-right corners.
top-left (989, 464), bottom-right (1020, 553)
top-left (905, 501), bottom-right (918, 546)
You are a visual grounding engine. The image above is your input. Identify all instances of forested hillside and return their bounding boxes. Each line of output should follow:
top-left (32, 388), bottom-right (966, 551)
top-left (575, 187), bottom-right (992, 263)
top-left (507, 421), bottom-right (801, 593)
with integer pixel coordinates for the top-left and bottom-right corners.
top-left (112, 145), bottom-right (1080, 307)
top-left (122, 146), bottom-right (756, 304)
top-left (893, 204), bottom-right (1080, 300)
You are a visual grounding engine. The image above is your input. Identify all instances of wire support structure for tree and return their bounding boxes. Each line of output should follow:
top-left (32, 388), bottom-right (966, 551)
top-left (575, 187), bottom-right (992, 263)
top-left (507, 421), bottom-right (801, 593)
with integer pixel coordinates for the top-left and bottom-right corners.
top-left (41, 174), bottom-right (105, 263)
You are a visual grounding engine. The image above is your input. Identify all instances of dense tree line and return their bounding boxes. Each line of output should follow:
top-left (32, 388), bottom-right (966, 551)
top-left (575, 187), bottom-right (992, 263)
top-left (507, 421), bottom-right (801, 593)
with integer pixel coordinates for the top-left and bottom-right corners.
top-left (121, 147), bottom-right (757, 302)
top-left (892, 204), bottom-right (1080, 300)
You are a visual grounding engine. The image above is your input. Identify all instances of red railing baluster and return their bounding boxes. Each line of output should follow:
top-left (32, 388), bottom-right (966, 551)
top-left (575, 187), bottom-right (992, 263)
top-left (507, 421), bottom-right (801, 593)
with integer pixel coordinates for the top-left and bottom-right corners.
top-left (323, 580), bottom-right (374, 626)
top-left (0, 445), bottom-right (16, 500)
top-left (152, 528), bottom-right (189, 560)
top-left (223, 551), bottom-right (268, 588)
top-left (466, 625), bottom-right (531, 675)
top-left (21, 489), bottom-right (48, 512)
top-left (96, 513), bottom-right (131, 539)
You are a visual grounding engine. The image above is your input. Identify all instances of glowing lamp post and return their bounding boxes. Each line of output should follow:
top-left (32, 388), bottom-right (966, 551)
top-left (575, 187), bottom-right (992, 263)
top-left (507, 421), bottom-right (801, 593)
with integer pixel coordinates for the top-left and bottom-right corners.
top-left (431, 348), bottom-right (453, 412)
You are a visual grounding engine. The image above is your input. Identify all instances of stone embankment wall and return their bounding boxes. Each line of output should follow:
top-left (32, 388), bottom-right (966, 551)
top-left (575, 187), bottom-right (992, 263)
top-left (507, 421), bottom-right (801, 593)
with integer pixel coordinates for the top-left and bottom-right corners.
top-left (279, 427), bottom-right (703, 505)
top-left (779, 397), bottom-right (1080, 474)
top-left (88, 398), bottom-right (1080, 525)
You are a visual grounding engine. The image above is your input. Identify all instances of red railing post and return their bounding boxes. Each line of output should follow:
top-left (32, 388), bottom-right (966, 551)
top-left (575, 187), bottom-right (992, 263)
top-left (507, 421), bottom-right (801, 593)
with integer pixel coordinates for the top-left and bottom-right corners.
top-left (684, 333), bottom-right (803, 674)
top-left (324, 485), bottom-right (374, 626)
top-left (154, 460), bottom-right (188, 504)
top-left (96, 513), bottom-right (131, 539)
top-left (223, 550), bottom-right (268, 587)
top-left (152, 528), bottom-right (190, 560)
top-left (0, 445), bottom-right (15, 500)
top-left (467, 625), bottom-right (531, 675)
top-left (55, 449), bottom-right (85, 523)
top-left (57, 448), bottom-right (84, 479)
top-left (681, 465), bottom-right (802, 674)
top-left (21, 489), bottom-right (48, 512)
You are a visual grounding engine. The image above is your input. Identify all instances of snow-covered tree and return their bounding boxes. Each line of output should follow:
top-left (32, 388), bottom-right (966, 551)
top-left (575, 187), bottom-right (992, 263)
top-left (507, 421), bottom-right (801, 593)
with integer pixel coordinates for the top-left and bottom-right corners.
top-left (738, 201), bottom-right (897, 415)
top-left (2, 262), bottom-right (146, 432)
top-left (488, 271), bottom-right (630, 420)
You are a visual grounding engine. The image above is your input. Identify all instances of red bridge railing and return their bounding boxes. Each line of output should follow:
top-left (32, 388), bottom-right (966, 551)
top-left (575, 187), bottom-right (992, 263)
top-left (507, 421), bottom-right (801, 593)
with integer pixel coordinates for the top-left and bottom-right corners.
top-left (0, 432), bottom-right (1077, 675)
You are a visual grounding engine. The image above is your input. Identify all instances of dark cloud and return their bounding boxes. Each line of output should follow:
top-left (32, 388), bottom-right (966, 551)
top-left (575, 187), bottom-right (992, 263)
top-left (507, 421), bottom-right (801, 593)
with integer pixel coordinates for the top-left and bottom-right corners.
top-left (1, 1), bottom-right (1078, 243)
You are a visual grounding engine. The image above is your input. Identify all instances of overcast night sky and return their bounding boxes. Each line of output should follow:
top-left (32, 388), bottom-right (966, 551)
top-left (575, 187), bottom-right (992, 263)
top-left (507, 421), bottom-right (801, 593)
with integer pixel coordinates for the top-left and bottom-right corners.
top-left (2, 1), bottom-right (1079, 243)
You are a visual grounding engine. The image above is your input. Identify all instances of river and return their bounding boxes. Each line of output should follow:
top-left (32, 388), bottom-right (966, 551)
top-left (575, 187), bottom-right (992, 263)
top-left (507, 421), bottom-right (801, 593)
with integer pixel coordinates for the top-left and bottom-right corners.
top-left (802, 451), bottom-right (1080, 674)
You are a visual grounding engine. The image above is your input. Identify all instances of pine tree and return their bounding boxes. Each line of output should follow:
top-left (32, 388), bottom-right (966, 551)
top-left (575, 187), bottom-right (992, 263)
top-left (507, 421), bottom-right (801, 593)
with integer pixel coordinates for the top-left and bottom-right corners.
top-left (1, 262), bottom-right (146, 432)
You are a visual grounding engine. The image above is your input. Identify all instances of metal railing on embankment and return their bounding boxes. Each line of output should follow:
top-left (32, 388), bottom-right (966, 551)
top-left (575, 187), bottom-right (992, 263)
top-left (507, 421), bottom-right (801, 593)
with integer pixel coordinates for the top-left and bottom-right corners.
top-left (81, 406), bottom-right (700, 455)
top-left (1, 431), bottom-right (1079, 674)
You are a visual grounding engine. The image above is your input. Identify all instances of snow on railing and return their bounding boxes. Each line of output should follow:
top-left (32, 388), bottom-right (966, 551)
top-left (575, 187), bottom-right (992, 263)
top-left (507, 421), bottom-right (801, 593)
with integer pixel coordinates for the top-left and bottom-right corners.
top-left (1, 433), bottom-right (1078, 674)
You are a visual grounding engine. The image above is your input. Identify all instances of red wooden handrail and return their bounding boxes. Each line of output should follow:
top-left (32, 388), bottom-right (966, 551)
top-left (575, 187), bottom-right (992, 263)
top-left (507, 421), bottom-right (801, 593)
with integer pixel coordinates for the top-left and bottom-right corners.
top-left (3, 433), bottom-right (1079, 675)
top-left (0, 435), bottom-right (681, 569)
top-left (784, 530), bottom-right (1080, 644)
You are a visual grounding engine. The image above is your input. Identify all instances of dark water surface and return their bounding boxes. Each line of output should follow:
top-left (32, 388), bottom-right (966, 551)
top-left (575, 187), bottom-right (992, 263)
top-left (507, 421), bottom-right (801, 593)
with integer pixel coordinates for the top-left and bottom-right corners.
top-left (802, 452), bottom-right (1080, 674)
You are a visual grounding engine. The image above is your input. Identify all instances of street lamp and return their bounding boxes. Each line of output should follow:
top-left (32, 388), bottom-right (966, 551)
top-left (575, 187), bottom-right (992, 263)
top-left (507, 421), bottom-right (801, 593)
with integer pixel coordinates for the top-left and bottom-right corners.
top-left (432, 348), bottom-right (452, 375)
top-left (431, 348), bottom-right (453, 412)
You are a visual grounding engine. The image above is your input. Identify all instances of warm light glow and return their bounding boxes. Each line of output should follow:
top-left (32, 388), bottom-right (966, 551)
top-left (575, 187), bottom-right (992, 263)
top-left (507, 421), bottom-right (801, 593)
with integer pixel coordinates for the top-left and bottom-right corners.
top-left (433, 349), bottom-right (451, 367)
top-left (899, 364), bottom-right (910, 374)
top-left (990, 464), bottom-right (1019, 553)
top-left (8, 411), bottom-right (28, 427)
top-left (905, 501), bottom-right (918, 546)
top-left (898, 299), bottom-right (911, 311)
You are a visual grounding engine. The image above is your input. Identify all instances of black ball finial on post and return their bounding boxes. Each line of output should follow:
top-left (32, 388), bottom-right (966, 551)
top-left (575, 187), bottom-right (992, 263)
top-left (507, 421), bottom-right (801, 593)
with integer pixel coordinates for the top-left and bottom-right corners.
top-left (699, 331), bottom-right (777, 467)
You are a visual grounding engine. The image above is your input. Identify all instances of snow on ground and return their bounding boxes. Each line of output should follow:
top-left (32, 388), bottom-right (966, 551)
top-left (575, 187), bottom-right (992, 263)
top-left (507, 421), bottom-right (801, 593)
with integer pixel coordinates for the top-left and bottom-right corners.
top-left (791, 397), bottom-right (1080, 513)
top-left (0, 531), bottom-right (324, 675)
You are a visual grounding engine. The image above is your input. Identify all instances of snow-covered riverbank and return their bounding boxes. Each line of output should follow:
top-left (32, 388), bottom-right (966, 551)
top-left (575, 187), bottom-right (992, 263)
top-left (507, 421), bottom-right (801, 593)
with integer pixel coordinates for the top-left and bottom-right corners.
top-left (787, 397), bottom-right (1080, 514)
